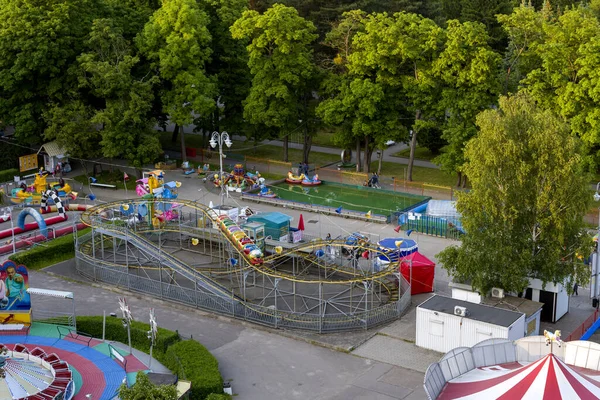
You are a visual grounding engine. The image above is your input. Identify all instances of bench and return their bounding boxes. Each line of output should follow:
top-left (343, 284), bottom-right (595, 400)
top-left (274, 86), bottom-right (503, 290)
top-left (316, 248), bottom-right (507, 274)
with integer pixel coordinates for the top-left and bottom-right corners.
top-left (90, 182), bottom-right (117, 190)
top-left (109, 343), bottom-right (128, 370)
top-left (57, 325), bottom-right (93, 346)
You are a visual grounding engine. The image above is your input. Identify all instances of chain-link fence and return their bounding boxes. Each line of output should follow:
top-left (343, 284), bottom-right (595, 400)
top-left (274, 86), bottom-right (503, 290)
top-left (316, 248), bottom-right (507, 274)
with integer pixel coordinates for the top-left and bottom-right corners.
top-left (244, 157), bottom-right (292, 177)
top-left (76, 243), bottom-right (412, 333)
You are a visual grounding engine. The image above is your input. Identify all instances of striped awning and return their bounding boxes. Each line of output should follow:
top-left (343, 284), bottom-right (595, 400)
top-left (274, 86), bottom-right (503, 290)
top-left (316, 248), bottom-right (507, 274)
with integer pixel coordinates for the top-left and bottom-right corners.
top-left (438, 353), bottom-right (600, 399)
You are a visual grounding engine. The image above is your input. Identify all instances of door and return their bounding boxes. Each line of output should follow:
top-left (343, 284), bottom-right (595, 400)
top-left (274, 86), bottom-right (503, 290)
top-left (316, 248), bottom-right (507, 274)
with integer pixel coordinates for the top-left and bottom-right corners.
top-left (538, 290), bottom-right (556, 322)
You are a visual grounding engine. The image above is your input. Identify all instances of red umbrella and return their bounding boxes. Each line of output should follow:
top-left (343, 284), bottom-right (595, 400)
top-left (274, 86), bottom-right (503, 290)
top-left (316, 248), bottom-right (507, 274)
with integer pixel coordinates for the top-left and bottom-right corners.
top-left (298, 214), bottom-right (305, 231)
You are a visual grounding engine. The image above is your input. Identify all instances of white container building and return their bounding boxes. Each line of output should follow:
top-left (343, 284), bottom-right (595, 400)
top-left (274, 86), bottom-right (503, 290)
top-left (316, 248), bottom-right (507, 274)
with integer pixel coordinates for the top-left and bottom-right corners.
top-left (416, 295), bottom-right (526, 354)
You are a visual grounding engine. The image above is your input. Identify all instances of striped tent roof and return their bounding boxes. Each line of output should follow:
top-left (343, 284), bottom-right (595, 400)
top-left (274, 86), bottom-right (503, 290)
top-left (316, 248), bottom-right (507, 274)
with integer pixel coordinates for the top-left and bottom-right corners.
top-left (439, 353), bottom-right (600, 399)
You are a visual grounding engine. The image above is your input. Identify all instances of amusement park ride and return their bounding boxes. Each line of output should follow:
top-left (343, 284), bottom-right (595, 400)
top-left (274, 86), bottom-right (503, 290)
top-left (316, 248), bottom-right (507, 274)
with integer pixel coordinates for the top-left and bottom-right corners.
top-left (75, 195), bottom-right (412, 332)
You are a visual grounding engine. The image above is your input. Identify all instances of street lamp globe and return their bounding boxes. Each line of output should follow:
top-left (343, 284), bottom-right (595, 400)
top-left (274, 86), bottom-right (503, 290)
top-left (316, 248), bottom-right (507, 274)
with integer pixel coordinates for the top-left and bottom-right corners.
top-left (594, 192), bottom-right (600, 202)
top-left (209, 138), bottom-right (217, 148)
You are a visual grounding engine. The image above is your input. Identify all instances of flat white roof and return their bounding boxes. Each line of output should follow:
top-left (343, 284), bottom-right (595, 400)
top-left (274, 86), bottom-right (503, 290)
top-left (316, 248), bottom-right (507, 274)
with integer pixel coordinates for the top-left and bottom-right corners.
top-left (27, 288), bottom-right (74, 299)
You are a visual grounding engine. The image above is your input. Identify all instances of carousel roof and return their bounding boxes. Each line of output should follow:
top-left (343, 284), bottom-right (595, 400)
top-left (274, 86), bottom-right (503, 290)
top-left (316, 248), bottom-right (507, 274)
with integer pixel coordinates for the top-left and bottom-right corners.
top-left (438, 352), bottom-right (600, 399)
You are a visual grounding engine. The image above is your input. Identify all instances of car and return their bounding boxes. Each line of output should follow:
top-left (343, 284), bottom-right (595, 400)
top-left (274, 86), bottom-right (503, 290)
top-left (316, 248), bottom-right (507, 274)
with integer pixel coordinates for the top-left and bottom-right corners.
top-left (385, 140), bottom-right (396, 146)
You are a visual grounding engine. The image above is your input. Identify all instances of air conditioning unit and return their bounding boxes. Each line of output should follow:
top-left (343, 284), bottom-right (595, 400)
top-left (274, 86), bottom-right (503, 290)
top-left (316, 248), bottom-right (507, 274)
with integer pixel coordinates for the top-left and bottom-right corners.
top-left (454, 306), bottom-right (468, 317)
top-left (491, 287), bottom-right (505, 299)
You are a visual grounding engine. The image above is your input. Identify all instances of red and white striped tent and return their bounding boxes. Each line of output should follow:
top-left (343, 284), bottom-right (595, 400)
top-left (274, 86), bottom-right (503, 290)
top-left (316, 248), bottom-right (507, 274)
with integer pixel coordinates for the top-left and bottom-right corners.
top-left (438, 353), bottom-right (600, 399)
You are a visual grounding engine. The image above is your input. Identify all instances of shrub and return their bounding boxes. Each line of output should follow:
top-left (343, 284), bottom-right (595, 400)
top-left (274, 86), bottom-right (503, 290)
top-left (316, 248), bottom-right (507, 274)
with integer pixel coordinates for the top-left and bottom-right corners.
top-left (75, 316), bottom-right (180, 357)
top-left (0, 168), bottom-right (19, 183)
top-left (163, 340), bottom-right (223, 400)
top-left (8, 228), bottom-right (90, 270)
top-left (206, 394), bottom-right (231, 400)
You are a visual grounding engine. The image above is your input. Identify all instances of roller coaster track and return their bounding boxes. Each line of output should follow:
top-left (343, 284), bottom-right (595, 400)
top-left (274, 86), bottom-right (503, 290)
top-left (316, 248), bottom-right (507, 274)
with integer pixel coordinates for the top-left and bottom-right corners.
top-left (80, 200), bottom-right (399, 300)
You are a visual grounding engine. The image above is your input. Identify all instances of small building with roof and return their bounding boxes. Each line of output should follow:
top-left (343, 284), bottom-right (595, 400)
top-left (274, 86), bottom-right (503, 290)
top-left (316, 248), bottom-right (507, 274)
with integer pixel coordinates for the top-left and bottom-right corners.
top-left (247, 212), bottom-right (293, 241)
top-left (416, 295), bottom-right (526, 354)
top-left (449, 280), bottom-right (544, 337)
top-left (38, 141), bottom-right (68, 173)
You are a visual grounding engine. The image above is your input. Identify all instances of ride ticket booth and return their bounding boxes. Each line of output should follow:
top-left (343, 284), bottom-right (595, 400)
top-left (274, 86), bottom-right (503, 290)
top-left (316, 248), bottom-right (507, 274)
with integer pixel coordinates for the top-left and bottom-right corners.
top-left (242, 222), bottom-right (265, 251)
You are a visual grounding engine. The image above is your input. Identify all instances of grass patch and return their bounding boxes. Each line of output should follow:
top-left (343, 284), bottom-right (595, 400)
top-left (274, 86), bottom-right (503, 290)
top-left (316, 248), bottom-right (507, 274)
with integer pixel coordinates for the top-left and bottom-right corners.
top-left (235, 144), bottom-right (339, 167)
top-left (391, 147), bottom-right (437, 161)
top-left (74, 170), bottom-right (138, 190)
top-left (159, 130), bottom-right (206, 151)
top-left (8, 228), bottom-right (91, 270)
top-left (372, 161), bottom-right (457, 187)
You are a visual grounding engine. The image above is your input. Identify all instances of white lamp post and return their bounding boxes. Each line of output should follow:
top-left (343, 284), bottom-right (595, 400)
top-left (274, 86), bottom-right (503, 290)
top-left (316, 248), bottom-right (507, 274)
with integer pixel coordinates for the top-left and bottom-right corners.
top-left (209, 131), bottom-right (232, 206)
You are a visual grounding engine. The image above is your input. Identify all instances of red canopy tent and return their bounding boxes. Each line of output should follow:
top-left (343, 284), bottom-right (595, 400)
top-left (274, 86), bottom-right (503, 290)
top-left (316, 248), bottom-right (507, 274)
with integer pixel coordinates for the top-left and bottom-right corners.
top-left (400, 251), bottom-right (435, 295)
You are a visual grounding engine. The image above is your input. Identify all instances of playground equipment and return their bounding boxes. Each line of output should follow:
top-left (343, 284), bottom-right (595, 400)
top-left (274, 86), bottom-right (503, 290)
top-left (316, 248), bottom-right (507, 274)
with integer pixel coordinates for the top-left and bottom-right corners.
top-left (75, 199), bottom-right (411, 332)
top-left (135, 170), bottom-right (181, 199)
top-left (0, 199), bottom-right (91, 254)
top-left (10, 170), bottom-right (73, 205)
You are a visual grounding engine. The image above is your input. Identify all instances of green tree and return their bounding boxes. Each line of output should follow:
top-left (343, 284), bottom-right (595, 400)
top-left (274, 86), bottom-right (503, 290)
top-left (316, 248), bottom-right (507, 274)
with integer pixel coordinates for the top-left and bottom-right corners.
top-left (437, 93), bottom-right (591, 295)
top-left (0, 0), bottom-right (103, 144)
top-left (521, 7), bottom-right (600, 159)
top-left (231, 4), bottom-right (317, 162)
top-left (433, 20), bottom-right (501, 187)
top-left (119, 371), bottom-right (178, 400)
top-left (497, 2), bottom-right (547, 94)
top-left (77, 19), bottom-right (161, 168)
top-left (349, 12), bottom-right (444, 178)
top-left (138, 0), bottom-right (216, 162)
top-left (460, 0), bottom-right (515, 51)
top-left (199, 0), bottom-right (250, 141)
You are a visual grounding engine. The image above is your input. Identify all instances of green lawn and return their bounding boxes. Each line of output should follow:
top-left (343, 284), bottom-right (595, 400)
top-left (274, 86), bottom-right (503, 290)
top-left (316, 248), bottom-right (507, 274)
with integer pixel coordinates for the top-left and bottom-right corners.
top-left (391, 147), bottom-right (438, 161)
top-left (232, 144), bottom-right (340, 167)
top-left (74, 170), bottom-right (138, 190)
top-left (372, 161), bottom-right (458, 187)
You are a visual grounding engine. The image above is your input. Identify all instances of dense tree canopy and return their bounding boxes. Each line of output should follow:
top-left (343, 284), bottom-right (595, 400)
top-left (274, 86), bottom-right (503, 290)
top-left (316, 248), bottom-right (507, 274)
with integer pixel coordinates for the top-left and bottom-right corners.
top-left (437, 94), bottom-right (592, 294)
top-left (231, 4), bottom-right (317, 162)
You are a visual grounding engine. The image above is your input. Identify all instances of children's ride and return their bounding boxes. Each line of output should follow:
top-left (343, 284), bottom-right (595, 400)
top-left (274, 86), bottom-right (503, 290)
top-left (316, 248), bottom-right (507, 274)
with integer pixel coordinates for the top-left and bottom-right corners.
top-left (301, 174), bottom-right (321, 186)
top-left (135, 170), bottom-right (181, 200)
top-left (257, 185), bottom-right (277, 198)
top-left (286, 171), bottom-right (321, 185)
top-left (214, 214), bottom-right (263, 265)
top-left (286, 171), bottom-right (305, 184)
top-left (10, 170), bottom-right (73, 205)
top-left (214, 164), bottom-right (261, 191)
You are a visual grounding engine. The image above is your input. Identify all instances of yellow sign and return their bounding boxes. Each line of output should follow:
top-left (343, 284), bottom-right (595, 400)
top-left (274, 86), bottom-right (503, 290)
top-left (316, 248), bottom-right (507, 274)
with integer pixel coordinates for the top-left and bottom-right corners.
top-left (19, 154), bottom-right (38, 172)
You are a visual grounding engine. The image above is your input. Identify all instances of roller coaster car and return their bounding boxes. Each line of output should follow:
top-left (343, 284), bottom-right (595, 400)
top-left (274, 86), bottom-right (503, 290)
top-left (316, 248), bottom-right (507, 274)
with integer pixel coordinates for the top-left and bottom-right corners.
top-left (345, 232), bottom-right (369, 247)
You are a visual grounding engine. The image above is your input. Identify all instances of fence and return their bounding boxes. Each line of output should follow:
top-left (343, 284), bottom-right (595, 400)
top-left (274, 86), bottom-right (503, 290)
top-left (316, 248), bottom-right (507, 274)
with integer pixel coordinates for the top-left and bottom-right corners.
top-left (244, 157), bottom-right (292, 177)
top-left (398, 213), bottom-right (463, 240)
top-left (75, 240), bottom-right (412, 333)
top-left (378, 177), bottom-right (454, 200)
top-left (565, 309), bottom-right (600, 342)
top-left (313, 167), bottom-right (368, 186)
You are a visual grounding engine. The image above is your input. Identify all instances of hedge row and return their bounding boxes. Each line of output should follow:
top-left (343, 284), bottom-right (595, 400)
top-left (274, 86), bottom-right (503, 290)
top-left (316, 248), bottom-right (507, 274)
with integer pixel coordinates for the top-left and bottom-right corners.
top-left (206, 394), bottom-right (232, 400)
top-left (75, 316), bottom-right (224, 399)
top-left (163, 340), bottom-right (224, 400)
top-left (0, 168), bottom-right (19, 183)
top-left (75, 316), bottom-right (179, 356)
top-left (8, 228), bottom-right (90, 270)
